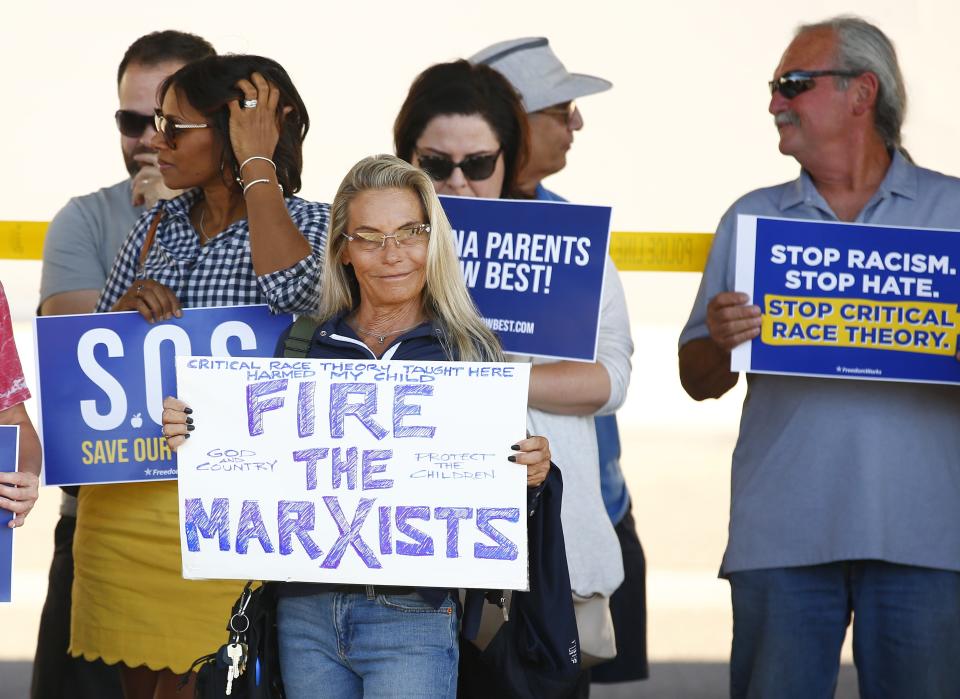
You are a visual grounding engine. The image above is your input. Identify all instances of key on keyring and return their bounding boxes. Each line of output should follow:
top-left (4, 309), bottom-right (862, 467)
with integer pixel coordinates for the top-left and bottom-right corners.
top-left (237, 642), bottom-right (248, 675)
top-left (225, 643), bottom-right (243, 695)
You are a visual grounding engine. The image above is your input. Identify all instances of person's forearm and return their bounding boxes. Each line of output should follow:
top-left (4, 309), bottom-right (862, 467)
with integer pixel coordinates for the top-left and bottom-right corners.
top-left (528, 361), bottom-right (611, 415)
top-left (244, 162), bottom-right (312, 275)
top-left (678, 337), bottom-right (739, 400)
top-left (39, 289), bottom-right (100, 316)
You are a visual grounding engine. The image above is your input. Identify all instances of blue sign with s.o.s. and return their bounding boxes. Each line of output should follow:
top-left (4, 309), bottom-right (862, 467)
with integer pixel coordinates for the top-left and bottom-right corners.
top-left (35, 305), bottom-right (292, 485)
top-left (439, 196), bottom-right (611, 361)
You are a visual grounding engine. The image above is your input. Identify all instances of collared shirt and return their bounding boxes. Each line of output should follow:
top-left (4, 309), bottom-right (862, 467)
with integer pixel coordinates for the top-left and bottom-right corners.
top-left (0, 283), bottom-right (29, 412)
top-left (96, 188), bottom-right (329, 314)
top-left (680, 151), bottom-right (960, 575)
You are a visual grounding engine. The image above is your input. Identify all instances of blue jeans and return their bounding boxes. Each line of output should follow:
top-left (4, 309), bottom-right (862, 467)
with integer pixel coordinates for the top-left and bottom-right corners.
top-left (277, 589), bottom-right (459, 699)
top-left (729, 561), bottom-right (960, 699)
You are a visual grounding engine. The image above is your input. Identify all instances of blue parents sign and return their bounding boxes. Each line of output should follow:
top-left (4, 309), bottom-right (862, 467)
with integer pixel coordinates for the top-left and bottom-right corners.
top-left (440, 195), bottom-right (612, 361)
top-left (732, 215), bottom-right (960, 384)
top-left (35, 305), bottom-right (292, 485)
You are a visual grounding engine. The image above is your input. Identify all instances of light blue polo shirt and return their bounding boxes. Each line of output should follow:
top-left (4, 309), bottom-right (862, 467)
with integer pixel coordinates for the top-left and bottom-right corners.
top-left (681, 151), bottom-right (960, 575)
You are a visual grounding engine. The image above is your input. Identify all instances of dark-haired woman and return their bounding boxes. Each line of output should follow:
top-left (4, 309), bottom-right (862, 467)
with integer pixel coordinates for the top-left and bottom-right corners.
top-left (70, 55), bottom-right (328, 699)
top-left (395, 60), bottom-right (631, 697)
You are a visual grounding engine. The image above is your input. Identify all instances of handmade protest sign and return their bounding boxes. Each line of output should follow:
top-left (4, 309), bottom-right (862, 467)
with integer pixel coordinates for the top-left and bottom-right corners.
top-left (35, 305), bottom-right (292, 485)
top-left (440, 195), bottom-right (611, 361)
top-left (732, 215), bottom-right (960, 384)
top-left (0, 425), bottom-right (17, 603)
top-left (176, 357), bottom-right (531, 590)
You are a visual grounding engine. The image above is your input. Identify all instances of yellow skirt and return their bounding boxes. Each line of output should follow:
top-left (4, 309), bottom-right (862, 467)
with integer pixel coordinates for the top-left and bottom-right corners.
top-left (70, 480), bottom-right (246, 674)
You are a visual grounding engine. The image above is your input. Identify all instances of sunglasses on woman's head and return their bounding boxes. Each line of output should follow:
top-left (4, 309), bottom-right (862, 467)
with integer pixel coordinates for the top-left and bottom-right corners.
top-left (115, 110), bottom-right (155, 138)
top-left (768, 69), bottom-right (863, 99)
top-left (416, 149), bottom-right (502, 182)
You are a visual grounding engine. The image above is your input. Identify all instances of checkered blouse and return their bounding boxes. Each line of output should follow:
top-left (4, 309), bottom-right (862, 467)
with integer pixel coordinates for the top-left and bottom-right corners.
top-left (95, 188), bottom-right (329, 314)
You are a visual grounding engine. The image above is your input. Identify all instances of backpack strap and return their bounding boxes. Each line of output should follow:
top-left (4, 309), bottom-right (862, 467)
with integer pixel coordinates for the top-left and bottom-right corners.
top-left (283, 315), bottom-right (320, 358)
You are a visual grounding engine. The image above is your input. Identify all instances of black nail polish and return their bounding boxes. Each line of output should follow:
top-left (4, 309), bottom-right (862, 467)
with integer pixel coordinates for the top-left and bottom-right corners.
top-left (184, 433), bottom-right (191, 439)
top-left (187, 424), bottom-right (195, 431)
top-left (186, 417), bottom-right (194, 425)
top-left (184, 407), bottom-right (193, 414)
top-left (507, 455), bottom-right (517, 463)
top-left (510, 444), bottom-right (520, 450)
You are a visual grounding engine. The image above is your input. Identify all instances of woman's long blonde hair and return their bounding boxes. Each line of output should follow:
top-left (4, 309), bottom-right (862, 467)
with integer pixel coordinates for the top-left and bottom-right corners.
top-left (317, 154), bottom-right (503, 362)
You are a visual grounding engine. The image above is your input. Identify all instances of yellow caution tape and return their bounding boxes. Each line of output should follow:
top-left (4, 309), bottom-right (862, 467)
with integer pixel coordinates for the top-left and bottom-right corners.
top-left (0, 222), bottom-right (714, 272)
top-left (0, 222), bottom-right (47, 260)
top-left (609, 231), bottom-right (714, 272)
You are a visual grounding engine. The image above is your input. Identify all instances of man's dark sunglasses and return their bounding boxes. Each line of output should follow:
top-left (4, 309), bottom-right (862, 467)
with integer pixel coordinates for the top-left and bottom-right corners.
top-left (416, 149), bottom-right (502, 182)
top-left (768, 70), bottom-right (863, 99)
top-left (115, 110), bottom-right (155, 138)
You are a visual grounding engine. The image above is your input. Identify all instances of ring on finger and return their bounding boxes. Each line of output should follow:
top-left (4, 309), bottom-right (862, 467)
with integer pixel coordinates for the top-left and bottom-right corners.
top-left (243, 98), bottom-right (258, 109)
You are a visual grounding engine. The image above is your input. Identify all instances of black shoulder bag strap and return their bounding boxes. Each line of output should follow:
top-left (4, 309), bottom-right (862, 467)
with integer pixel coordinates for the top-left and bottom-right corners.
top-left (283, 315), bottom-right (320, 358)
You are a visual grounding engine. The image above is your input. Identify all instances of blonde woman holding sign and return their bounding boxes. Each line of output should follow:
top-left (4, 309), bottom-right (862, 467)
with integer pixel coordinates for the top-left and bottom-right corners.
top-left (164, 154), bottom-right (552, 698)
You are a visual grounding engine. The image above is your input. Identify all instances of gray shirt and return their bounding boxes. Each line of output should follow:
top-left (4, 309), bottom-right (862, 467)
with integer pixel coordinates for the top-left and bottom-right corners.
top-left (39, 179), bottom-right (142, 303)
top-left (680, 151), bottom-right (960, 575)
top-left (39, 178), bottom-right (140, 517)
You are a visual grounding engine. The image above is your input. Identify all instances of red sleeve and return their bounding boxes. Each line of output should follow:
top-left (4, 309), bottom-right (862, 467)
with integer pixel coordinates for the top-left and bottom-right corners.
top-left (0, 282), bottom-right (30, 412)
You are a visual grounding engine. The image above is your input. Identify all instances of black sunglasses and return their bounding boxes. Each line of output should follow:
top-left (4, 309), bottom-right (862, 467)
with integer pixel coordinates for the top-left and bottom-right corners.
top-left (115, 110), bottom-right (155, 138)
top-left (768, 70), bottom-right (863, 99)
top-left (416, 149), bottom-right (502, 182)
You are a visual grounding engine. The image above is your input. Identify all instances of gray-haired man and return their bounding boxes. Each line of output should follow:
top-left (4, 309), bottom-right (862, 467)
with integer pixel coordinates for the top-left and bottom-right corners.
top-left (680, 16), bottom-right (960, 698)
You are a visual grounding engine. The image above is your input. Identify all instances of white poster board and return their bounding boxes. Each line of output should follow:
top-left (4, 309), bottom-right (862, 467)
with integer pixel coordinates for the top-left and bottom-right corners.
top-left (176, 356), bottom-right (531, 590)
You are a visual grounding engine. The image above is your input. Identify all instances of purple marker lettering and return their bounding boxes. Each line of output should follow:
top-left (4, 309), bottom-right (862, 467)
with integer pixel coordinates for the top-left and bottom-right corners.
top-left (362, 449), bottom-right (393, 490)
top-left (329, 383), bottom-right (388, 439)
top-left (395, 506), bottom-right (434, 557)
top-left (297, 380), bottom-right (316, 438)
top-left (292, 448), bottom-right (329, 491)
top-left (474, 507), bottom-right (520, 560)
top-left (320, 496), bottom-right (381, 569)
top-left (183, 497), bottom-right (231, 552)
top-left (236, 499), bottom-right (274, 554)
top-left (247, 380), bottom-right (287, 436)
top-left (379, 505), bottom-right (392, 555)
top-left (331, 447), bottom-right (358, 490)
top-left (277, 500), bottom-right (323, 559)
top-left (393, 385), bottom-right (436, 438)
top-left (434, 507), bottom-right (473, 558)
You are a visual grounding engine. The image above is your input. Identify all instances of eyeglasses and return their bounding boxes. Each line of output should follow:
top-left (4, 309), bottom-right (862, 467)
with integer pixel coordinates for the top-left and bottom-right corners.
top-left (768, 70), bottom-right (864, 99)
top-left (153, 109), bottom-right (210, 148)
top-left (536, 101), bottom-right (579, 128)
top-left (416, 149), bottom-right (502, 182)
top-left (342, 223), bottom-right (431, 251)
top-left (115, 110), bottom-right (157, 138)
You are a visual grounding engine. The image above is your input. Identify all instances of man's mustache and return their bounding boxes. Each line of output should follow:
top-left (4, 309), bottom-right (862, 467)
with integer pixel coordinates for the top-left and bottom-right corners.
top-left (775, 111), bottom-right (800, 128)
